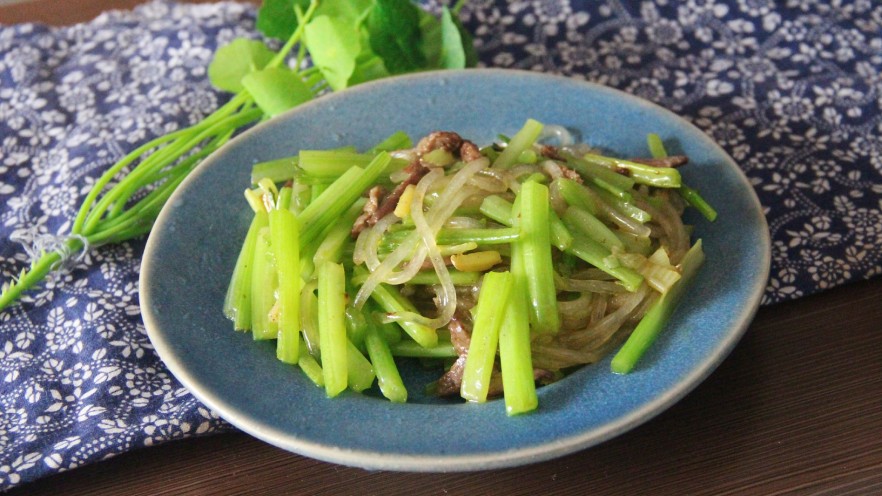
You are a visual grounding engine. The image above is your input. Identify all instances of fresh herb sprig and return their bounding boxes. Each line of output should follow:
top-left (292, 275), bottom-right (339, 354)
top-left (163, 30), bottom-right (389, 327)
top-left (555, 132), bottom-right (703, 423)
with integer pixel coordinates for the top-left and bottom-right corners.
top-left (0, 0), bottom-right (476, 312)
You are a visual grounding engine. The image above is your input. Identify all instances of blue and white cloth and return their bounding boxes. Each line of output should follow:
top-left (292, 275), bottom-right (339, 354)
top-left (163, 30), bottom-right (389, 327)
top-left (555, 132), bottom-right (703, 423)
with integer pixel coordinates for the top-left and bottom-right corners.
top-left (0, 0), bottom-right (880, 490)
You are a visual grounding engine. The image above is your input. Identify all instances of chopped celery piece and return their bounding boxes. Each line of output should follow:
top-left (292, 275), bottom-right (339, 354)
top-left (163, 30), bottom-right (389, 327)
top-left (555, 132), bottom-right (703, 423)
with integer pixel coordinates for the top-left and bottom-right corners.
top-left (492, 119), bottom-right (544, 169)
top-left (365, 324), bottom-right (407, 402)
top-left (611, 240), bottom-right (705, 373)
top-left (318, 262), bottom-right (348, 397)
top-left (250, 227), bottom-right (278, 340)
top-left (312, 198), bottom-right (365, 267)
top-left (566, 155), bottom-right (635, 200)
top-left (370, 130), bottom-right (413, 153)
top-left (298, 150), bottom-right (375, 178)
top-left (461, 271), bottom-right (513, 402)
top-left (563, 206), bottom-right (624, 251)
top-left (556, 177), bottom-right (599, 215)
top-left (346, 341), bottom-right (376, 392)
top-left (645, 133), bottom-right (717, 221)
top-left (679, 184), bottom-right (718, 222)
top-left (223, 210), bottom-right (266, 330)
top-left (250, 156), bottom-right (297, 185)
top-left (499, 279), bottom-right (537, 415)
top-left (565, 235), bottom-right (645, 292)
top-left (298, 337), bottom-right (324, 387)
top-left (516, 181), bottom-right (559, 334)
top-left (299, 152), bottom-right (391, 248)
top-left (646, 133), bottom-right (667, 159)
top-left (581, 153), bottom-right (682, 188)
top-left (369, 283), bottom-right (438, 348)
top-left (269, 208), bottom-right (301, 363)
top-left (478, 195), bottom-right (571, 251)
top-left (390, 341), bottom-right (457, 358)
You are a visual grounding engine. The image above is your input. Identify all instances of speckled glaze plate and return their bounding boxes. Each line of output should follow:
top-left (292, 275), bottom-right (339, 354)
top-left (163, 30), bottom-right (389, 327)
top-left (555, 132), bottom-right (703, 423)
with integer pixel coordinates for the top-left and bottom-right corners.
top-left (140, 69), bottom-right (770, 471)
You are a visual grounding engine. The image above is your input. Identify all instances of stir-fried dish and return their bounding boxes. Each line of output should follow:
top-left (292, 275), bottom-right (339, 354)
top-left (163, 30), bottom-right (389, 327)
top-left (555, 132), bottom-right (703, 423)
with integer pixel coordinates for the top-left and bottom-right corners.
top-left (223, 119), bottom-right (716, 415)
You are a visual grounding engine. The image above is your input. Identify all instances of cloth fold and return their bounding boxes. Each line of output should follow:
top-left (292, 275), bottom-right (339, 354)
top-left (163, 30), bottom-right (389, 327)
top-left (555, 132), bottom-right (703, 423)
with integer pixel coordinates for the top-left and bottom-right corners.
top-left (0, 0), bottom-right (880, 490)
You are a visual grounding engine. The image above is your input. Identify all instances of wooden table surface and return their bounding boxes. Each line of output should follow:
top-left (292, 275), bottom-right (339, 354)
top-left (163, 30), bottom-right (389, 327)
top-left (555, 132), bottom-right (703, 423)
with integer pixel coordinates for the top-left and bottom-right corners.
top-left (3, 2), bottom-right (882, 495)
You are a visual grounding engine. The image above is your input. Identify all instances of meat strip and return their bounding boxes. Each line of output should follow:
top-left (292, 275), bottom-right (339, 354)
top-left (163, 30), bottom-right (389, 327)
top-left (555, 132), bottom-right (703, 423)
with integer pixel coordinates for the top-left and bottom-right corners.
top-left (350, 185), bottom-right (386, 237)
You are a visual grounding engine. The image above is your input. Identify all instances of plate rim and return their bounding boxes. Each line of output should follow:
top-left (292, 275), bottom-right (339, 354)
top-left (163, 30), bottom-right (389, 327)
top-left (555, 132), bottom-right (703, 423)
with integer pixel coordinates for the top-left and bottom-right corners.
top-left (140, 68), bottom-right (771, 471)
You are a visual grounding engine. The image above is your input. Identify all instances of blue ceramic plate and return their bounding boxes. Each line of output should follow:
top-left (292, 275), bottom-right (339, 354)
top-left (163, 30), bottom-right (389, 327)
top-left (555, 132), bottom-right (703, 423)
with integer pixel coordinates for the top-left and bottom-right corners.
top-left (141, 69), bottom-right (770, 471)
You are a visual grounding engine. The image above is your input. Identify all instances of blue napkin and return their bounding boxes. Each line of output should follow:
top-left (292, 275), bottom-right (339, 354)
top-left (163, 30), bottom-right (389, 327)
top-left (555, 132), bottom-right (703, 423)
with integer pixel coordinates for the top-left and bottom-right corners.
top-left (1, 0), bottom-right (880, 490)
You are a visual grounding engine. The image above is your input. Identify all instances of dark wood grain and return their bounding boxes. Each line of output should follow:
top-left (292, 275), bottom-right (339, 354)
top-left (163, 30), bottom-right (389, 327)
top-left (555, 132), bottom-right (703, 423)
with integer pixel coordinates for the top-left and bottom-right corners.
top-left (9, 276), bottom-right (882, 495)
top-left (3, 1), bottom-right (882, 494)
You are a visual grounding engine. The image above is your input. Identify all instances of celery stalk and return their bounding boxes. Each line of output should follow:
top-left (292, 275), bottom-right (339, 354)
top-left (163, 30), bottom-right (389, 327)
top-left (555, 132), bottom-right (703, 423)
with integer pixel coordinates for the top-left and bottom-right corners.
top-left (369, 283), bottom-right (438, 348)
top-left (390, 341), bottom-right (457, 358)
top-left (346, 341), bottom-right (376, 392)
top-left (517, 182), bottom-right (560, 334)
top-left (499, 279), bottom-right (537, 415)
top-left (250, 227), bottom-right (278, 340)
top-left (365, 324), bottom-right (408, 403)
top-left (492, 119), bottom-right (544, 169)
top-left (269, 208), bottom-right (301, 363)
top-left (478, 195), bottom-right (571, 251)
top-left (299, 152), bottom-right (392, 247)
top-left (562, 206), bottom-right (624, 251)
top-left (318, 261), bottom-right (348, 397)
top-left (581, 153), bottom-right (682, 188)
top-left (298, 336), bottom-right (324, 387)
top-left (461, 271), bottom-right (513, 402)
top-left (565, 237), bottom-right (645, 292)
top-left (611, 240), bottom-right (705, 373)
top-left (223, 210), bottom-right (266, 330)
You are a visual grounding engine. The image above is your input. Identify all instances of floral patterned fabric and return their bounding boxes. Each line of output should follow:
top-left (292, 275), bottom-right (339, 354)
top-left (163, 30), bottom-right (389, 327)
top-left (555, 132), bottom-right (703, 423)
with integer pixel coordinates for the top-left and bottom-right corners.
top-left (0, 0), bottom-right (880, 490)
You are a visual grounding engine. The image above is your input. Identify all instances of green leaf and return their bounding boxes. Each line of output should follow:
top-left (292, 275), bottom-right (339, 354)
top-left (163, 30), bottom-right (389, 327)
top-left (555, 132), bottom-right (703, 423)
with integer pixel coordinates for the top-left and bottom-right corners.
top-left (315, 0), bottom-right (373, 24)
top-left (439, 7), bottom-right (466, 69)
top-left (418, 9), bottom-right (443, 68)
top-left (348, 53), bottom-right (390, 87)
top-left (304, 15), bottom-right (361, 91)
top-left (256, 0), bottom-right (312, 40)
top-left (241, 67), bottom-right (314, 117)
top-left (366, 0), bottom-right (426, 74)
top-left (208, 39), bottom-right (277, 93)
top-left (451, 9), bottom-right (478, 67)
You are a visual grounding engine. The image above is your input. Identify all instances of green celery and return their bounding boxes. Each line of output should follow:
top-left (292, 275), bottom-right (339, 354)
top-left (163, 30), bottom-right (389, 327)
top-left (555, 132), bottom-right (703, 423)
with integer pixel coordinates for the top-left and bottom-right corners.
top-left (318, 261), bottom-right (349, 397)
top-left (679, 184), bottom-right (718, 222)
top-left (369, 283), bottom-right (438, 348)
top-left (478, 195), bottom-right (571, 251)
top-left (298, 150), bottom-right (376, 178)
top-left (298, 151), bottom-right (392, 248)
top-left (492, 119), bottom-right (544, 169)
top-left (312, 198), bottom-right (366, 267)
top-left (581, 153), bottom-right (682, 188)
top-left (461, 271), bottom-right (514, 402)
top-left (223, 210), bottom-right (266, 330)
top-left (565, 236), bottom-right (645, 292)
top-left (250, 227), bottom-right (278, 340)
top-left (251, 156), bottom-right (297, 184)
top-left (346, 341), bottom-right (376, 392)
top-left (562, 206), bottom-right (624, 251)
top-left (498, 278), bottom-right (537, 415)
top-left (645, 133), bottom-right (717, 221)
top-left (566, 155), bottom-right (635, 200)
top-left (389, 341), bottom-right (457, 358)
top-left (611, 240), bottom-right (705, 373)
top-left (269, 207), bottom-right (301, 363)
top-left (370, 130), bottom-right (413, 153)
top-left (365, 324), bottom-right (408, 402)
top-left (517, 182), bottom-right (560, 334)
top-left (556, 177), bottom-right (599, 215)
top-left (298, 336), bottom-right (324, 387)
